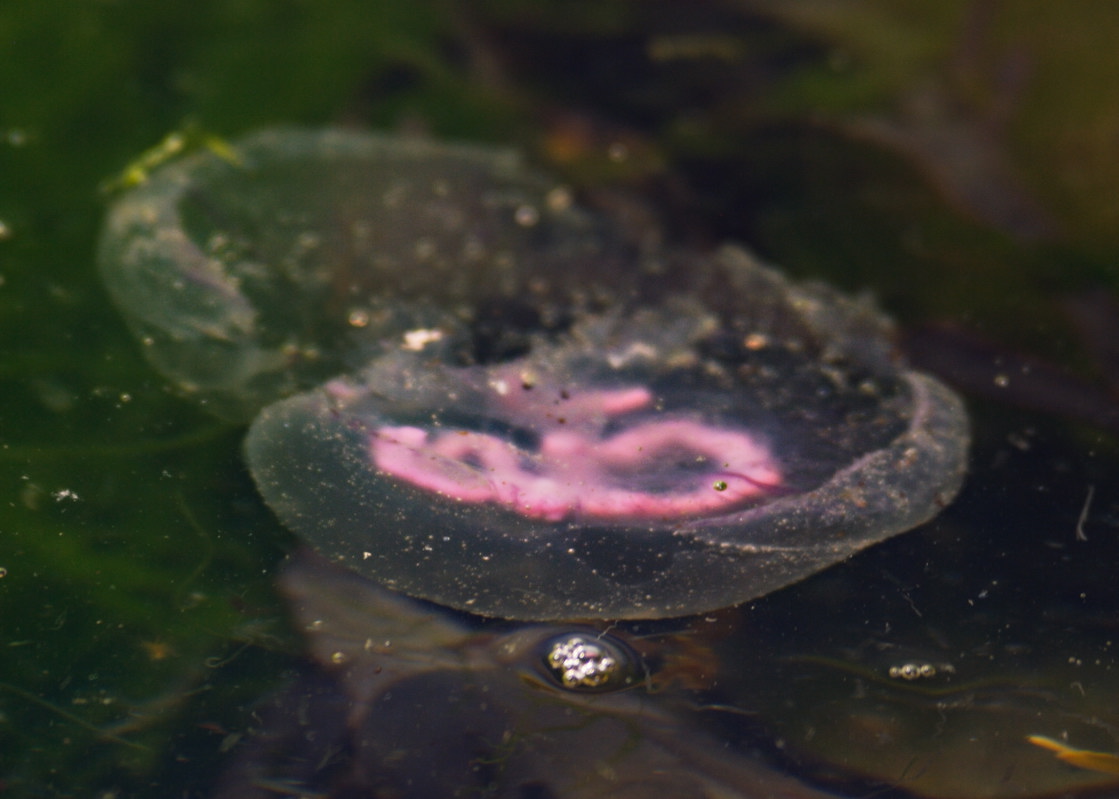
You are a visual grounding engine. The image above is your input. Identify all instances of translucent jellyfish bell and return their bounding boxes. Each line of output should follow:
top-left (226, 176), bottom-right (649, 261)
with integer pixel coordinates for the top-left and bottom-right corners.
top-left (98, 128), bottom-right (629, 421)
top-left (245, 266), bottom-right (967, 619)
top-left (99, 128), bottom-right (969, 620)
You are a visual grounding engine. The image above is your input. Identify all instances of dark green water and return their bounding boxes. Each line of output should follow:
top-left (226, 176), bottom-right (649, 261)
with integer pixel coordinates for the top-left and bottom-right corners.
top-left (2, 2), bottom-right (1119, 796)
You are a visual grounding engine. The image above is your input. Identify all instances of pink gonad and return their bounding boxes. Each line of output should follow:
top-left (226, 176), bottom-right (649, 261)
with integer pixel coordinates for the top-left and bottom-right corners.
top-left (371, 382), bottom-right (781, 522)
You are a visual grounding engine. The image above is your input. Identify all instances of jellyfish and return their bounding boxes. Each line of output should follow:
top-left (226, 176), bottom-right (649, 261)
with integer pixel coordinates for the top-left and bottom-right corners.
top-left (99, 127), bottom-right (968, 620)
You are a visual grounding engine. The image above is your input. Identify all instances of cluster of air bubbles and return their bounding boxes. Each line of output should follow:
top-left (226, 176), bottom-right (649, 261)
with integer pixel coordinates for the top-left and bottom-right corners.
top-left (542, 633), bottom-right (637, 692)
top-left (887, 661), bottom-right (955, 680)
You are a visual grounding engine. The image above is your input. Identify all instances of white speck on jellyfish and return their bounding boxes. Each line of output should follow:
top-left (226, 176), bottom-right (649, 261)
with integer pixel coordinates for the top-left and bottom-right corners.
top-left (546, 186), bottom-right (573, 212)
top-left (401, 328), bottom-right (443, 351)
top-left (743, 332), bottom-right (768, 350)
top-left (857, 379), bottom-right (880, 396)
top-left (606, 342), bottom-right (658, 369)
top-left (382, 184), bottom-right (407, 209)
top-left (461, 235), bottom-right (485, 262)
top-left (514, 205), bottom-right (540, 227)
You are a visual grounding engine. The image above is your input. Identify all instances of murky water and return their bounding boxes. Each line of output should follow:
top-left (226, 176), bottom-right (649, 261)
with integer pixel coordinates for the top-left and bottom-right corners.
top-left (2, 3), bottom-right (1118, 797)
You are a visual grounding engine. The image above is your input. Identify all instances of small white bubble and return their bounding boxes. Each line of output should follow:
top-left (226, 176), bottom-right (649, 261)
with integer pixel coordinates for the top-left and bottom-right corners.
top-left (993, 374), bottom-right (1009, 388)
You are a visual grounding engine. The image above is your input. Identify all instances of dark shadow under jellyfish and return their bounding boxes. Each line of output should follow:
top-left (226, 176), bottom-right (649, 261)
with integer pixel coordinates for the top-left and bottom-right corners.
top-left (99, 128), bottom-right (969, 621)
top-left (209, 549), bottom-right (856, 799)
